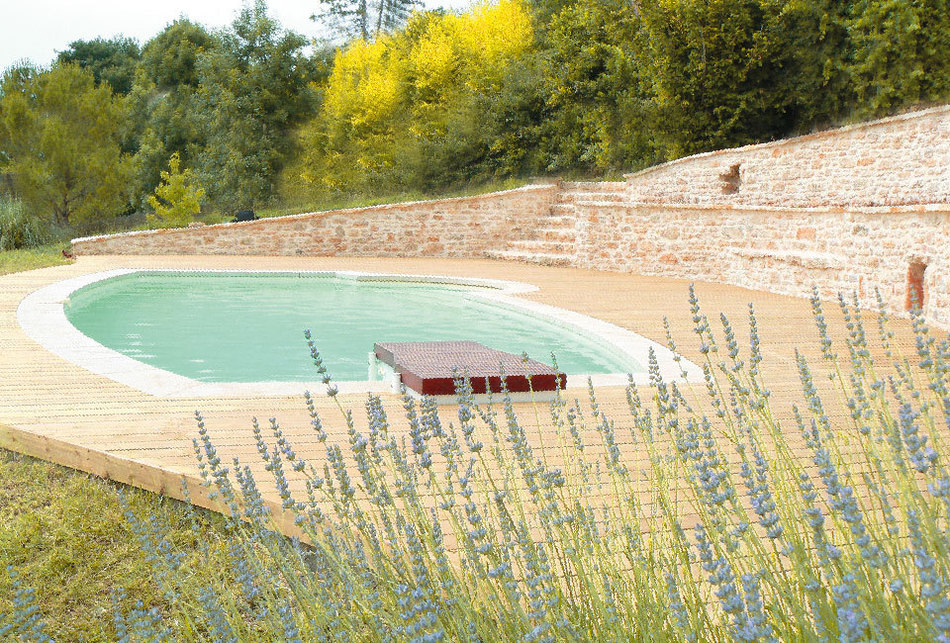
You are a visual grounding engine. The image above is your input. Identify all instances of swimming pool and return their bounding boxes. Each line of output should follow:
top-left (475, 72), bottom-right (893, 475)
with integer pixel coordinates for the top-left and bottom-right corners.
top-left (64, 270), bottom-right (637, 382)
top-left (18, 269), bottom-right (702, 397)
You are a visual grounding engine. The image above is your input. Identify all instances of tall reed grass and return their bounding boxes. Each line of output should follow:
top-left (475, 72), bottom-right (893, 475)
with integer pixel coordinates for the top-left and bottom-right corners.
top-left (0, 197), bottom-right (55, 251)
top-left (3, 289), bottom-right (949, 641)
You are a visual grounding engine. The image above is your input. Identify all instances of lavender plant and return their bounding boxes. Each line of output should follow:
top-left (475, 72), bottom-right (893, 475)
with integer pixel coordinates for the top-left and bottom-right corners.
top-left (4, 292), bottom-right (950, 641)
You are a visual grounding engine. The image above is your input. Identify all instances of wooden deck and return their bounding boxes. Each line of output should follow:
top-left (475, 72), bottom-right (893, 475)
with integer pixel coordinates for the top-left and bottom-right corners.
top-left (0, 255), bottom-right (928, 535)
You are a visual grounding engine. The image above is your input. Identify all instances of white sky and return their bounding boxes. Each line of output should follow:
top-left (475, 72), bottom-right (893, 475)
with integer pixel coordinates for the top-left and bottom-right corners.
top-left (1, 0), bottom-right (472, 72)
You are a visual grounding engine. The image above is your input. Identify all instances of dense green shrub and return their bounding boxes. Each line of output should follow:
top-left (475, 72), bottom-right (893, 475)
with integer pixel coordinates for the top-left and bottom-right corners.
top-left (538, 0), bottom-right (658, 174)
top-left (849, 0), bottom-right (950, 118)
top-left (146, 153), bottom-right (205, 229)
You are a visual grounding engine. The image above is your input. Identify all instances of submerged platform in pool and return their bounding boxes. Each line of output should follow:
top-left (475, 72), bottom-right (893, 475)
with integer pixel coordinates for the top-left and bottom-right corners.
top-left (374, 340), bottom-right (567, 396)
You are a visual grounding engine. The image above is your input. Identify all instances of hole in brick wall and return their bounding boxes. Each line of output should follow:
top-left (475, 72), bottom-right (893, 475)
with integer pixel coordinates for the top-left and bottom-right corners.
top-left (720, 163), bottom-right (741, 194)
top-left (906, 261), bottom-right (928, 311)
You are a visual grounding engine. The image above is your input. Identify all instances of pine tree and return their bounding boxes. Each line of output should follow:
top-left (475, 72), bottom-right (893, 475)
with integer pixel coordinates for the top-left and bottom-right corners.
top-left (0, 64), bottom-right (131, 226)
top-left (312, 0), bottom-right (419, 41)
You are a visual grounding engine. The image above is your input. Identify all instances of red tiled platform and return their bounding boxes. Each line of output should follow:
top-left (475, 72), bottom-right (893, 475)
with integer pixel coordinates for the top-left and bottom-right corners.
top-left (374, 341), bottom-right (567, 396)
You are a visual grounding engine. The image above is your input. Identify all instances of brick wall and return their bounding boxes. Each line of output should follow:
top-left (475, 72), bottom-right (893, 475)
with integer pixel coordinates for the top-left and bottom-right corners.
top-left (71, 185), bottom-right (559, 257)
top-left (625, 106), bottom-right (950, 208)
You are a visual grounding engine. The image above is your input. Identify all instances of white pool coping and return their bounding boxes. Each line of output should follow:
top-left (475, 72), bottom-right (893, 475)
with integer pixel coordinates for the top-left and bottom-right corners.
top-left (16, 269), bottom-right (704, 399)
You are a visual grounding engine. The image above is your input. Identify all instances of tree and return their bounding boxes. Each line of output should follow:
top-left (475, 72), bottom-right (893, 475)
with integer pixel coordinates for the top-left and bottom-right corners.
top-left (640, 0), bottom-right (801, 157)
top-left (57, 36), bottom-right (141, 95)
top-left (293, 0), bottom-right (537, 195)
top-left (147, 153), bottom-right (204, 228)
top-left (313, 0), bottom-right (419, 41)
top-left (0, 64), bottom-right (131, 226)
top-left (769, 0), bottom-right (854, 127)
top-left (194, 0), bottom-right (317, 211)
top-left (127, 20), bottom-right (219, 204)
top-left (538, 0), bottom-right (657, 174)
top-left (849, 0), bottom-right (950, 117)
top-left (140, 18), bottom-right (216, 90)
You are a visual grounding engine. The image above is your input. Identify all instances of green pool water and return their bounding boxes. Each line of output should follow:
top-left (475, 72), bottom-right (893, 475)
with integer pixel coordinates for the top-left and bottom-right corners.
top-left (64, 271), bottom-right (640, 383)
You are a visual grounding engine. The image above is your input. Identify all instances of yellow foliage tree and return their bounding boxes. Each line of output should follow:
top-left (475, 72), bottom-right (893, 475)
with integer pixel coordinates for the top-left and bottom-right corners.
top-left (293, 0), bottom-right (534, 195)
top-left (324, 37), bottom-right (408, 134)
top-left (451, 0), bottom-right (532, 90)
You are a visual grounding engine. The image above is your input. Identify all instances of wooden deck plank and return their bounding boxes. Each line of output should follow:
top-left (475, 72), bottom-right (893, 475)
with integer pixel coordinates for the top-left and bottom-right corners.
top-left (0, 254), bottom-right (931, 538)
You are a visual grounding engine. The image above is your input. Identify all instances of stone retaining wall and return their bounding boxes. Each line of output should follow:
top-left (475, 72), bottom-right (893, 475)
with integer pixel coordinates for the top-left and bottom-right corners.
top-left (625, 106), bottom-right (950, 208)
top-left (71, 185), bottom-right (559, 257)
top-left (571, 202), bottom-right (949, 328)
top-left (72, 107), bottom-right (950, 329)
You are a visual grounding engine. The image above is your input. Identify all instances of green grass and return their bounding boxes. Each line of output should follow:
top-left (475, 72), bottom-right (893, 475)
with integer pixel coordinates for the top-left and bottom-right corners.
top-left (0, 244), bottom-right (74, 276)
top-left (0, 446), bottom-right (236, 641)
top-left (0, 248), bottom-right (235, 639)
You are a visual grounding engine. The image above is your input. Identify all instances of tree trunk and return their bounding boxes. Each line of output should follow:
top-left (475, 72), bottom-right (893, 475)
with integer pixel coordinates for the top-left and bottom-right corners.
top-left (359, 0), bottom-right (369, 40)
top-left (55, 194), bottom-right (71, 227)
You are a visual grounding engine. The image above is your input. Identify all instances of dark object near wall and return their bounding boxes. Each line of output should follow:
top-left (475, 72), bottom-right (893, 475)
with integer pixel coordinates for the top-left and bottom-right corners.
top-left (232, 209), bottom-right (258, 222)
